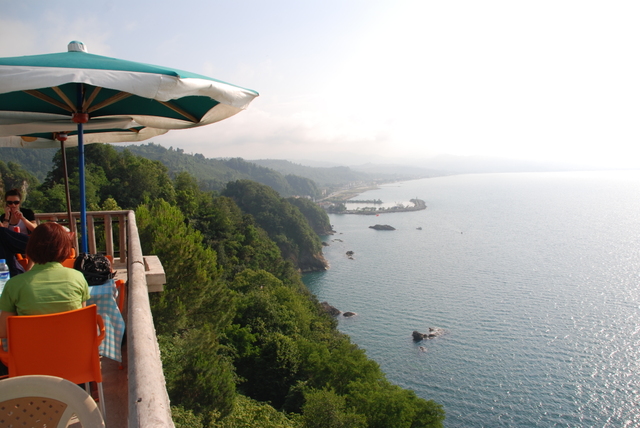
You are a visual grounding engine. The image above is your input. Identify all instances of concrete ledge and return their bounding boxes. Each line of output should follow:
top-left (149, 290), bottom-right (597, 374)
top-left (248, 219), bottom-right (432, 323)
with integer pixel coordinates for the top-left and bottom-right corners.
top-left (144, 255), bottom-right (166, 292)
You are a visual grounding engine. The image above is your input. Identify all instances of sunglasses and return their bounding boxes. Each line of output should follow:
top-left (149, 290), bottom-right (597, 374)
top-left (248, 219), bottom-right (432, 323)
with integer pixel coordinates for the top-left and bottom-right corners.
top-left (5, 201), bottom-right (20, 205)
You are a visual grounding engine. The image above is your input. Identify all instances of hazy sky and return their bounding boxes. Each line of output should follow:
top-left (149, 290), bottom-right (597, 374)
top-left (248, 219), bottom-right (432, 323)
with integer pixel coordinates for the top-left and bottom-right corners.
top-left (1, 1), bottom-right (639, 168)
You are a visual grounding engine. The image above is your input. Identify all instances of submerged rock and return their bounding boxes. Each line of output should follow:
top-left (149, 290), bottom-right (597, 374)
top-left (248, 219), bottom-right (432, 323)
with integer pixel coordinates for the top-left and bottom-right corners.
top-left (342, 312), bottom-right (357, 317)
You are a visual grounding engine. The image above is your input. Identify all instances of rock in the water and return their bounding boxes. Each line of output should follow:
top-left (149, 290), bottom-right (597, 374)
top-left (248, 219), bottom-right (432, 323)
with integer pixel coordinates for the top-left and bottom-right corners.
top-left (322, 241), bottom-right (330, 246)
top-left (342, 311), bottom-right (357, 317)
top-left (320, 301), bottom-right (341, 316)
top-left (413, 328), bottom-right (445, 341)
top-left (412, 330), bottom-right (427, 341)
top-left (369, 224), bottom-right (396, 231)
top-left (346, 250), bottom-right (354, 256)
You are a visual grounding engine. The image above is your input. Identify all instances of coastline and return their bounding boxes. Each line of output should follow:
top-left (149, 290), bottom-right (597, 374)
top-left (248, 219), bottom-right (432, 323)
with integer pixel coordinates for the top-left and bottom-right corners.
top-left (320, 184), bottom-right (381, 202)
top-left (319, 181), bottom-right (427, 215)
top-left (340, 198), bottom-right (426, 215)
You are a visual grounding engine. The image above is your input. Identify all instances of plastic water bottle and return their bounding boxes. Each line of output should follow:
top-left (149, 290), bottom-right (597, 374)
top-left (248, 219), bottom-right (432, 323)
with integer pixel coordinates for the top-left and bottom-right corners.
top-left (0, 259), bottom-right (9, 294)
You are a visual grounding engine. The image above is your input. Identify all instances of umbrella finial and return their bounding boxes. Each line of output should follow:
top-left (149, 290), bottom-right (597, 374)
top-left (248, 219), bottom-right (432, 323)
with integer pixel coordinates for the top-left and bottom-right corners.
top-left (68, 41), bottom-right (88, 53)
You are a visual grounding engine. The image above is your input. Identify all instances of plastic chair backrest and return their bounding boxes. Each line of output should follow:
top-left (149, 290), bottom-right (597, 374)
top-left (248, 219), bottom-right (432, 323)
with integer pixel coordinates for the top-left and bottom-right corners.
top-left (0, 374), bottom-right (105, 428)
top-left (0, 305), bottom-right (105, 385)
top-left (60, 256), bottom-right (76, 268)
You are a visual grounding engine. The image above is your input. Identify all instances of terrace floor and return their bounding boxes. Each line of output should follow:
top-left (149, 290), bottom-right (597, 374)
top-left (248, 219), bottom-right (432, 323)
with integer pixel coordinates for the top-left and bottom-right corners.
top-left (102, 261), bottom-right (129, 427)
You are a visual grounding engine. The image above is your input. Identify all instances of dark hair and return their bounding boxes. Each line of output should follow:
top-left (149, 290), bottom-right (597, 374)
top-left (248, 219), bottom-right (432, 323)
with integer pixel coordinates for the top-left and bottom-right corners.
top-left (5, 189), bottom-right (21, 201)
top-left (26, 223), bottom-right (74, 264)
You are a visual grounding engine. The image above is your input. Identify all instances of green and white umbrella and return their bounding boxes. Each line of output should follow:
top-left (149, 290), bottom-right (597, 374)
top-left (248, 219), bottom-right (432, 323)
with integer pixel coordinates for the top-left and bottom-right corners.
top-left (0, 41), bottom-right (258, 251)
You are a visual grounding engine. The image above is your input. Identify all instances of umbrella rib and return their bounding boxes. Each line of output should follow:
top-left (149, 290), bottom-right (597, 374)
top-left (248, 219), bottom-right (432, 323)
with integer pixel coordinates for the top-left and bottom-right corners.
top-left (23, 90), bottom-right (74, 112)
top-left (87, 92), bottom-right (132, 113)
top-left (158, 101), bottom-right (198, 123)
top-left (83, 87), bottom-right (102, 112)
top-left (52, 87), bottom-right (77, 112)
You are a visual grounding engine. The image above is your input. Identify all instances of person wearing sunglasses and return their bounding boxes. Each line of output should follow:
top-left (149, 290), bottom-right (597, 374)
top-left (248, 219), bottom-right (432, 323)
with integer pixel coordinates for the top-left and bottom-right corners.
top-left (0, 189), bottom-right (36, 235)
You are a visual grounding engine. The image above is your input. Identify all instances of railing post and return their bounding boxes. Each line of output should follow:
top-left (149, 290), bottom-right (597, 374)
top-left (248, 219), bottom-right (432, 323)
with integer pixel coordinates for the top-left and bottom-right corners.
top-left (104, 214), bottom-right (114, 258)
top-left (119, 213), bottom-right (127, 265)
top-left (87, 214), bottom-right (96, 254)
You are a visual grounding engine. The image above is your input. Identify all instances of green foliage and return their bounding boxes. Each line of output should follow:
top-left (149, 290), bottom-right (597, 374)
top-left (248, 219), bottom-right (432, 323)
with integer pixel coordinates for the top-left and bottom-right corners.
top-left (221, 158), bottom-right (295, 196)
top-left (301, 389), bottom-right (366, 428)
top-left (113, 144), bottom-right (317, 197)
top-left (212, 395), bottom-right (300, 428)
top-left (171, 405), bottom-right (206, 428)
top-left (0, 161), bottom-right (40, 200)
top-left (136, 200), bottom-right (229, 334)
top-left (190, 195), bottom-right (297, 284)
top-left (36, 144), bottom-right (175, 211)
top-left (223, 180), bottom-right (326, 271)
top-left (160, 327), bottom-right (236, 418)
top-left (286, 197), bottom-right (332, 235)
top-left (346, 381), bottom-right (445, 428)
top-left (284, 174), bottom-right (321, 199)
top-left (0, 147), bottom-right (57, 181)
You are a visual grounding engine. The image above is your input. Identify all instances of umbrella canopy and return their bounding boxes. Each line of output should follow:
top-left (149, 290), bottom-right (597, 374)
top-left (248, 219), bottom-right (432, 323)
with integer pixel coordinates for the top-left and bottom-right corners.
top-left (0, 41), bottom-right (258, 251)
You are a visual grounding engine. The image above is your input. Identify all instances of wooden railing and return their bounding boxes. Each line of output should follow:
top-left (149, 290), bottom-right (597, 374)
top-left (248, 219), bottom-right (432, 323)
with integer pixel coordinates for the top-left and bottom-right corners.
top-left (34, 210), bottom-right (174, 427)
top-left (34, 211), bottom-right (128, 264)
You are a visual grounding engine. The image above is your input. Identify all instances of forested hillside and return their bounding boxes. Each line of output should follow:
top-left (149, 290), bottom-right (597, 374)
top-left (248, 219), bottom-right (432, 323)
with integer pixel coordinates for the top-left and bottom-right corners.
top-left (116, 143), bottom-right (321, 198)
top-left (0, 145), bottom-right (445, 427)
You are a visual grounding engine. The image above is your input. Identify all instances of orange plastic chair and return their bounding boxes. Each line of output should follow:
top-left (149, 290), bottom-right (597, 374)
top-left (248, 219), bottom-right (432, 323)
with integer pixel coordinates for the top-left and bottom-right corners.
top-left (15, 253), bottom-right (29, 270)
top-left (58, 248), bottom-right (77, 268)
top-left (0, 305), bottom-right (107, 419)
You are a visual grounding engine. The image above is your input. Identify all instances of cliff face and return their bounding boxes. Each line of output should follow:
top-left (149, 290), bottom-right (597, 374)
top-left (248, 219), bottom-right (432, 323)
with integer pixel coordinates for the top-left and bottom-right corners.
top-left (223, 180), bottom-right (329, 273)
top-left (298, 251), bottom-right (329, 273)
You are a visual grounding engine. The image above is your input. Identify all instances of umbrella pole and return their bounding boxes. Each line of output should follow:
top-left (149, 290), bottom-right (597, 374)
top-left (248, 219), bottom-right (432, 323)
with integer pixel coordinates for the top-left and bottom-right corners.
top-left (76, 83), bottom-right (88, 253)
top-left (59, 140), bottom-right (77, 241)
top-left (77, 124), bottom-right (88, 253)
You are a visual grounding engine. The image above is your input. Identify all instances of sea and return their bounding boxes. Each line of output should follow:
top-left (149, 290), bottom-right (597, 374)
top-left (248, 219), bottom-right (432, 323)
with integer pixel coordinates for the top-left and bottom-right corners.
top-left (303, 170), bottom-right (640, 428)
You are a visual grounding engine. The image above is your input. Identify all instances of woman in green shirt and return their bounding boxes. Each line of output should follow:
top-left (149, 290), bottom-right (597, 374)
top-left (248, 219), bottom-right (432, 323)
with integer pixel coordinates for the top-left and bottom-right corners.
top-left (0, 222), bottom-right (89, 338)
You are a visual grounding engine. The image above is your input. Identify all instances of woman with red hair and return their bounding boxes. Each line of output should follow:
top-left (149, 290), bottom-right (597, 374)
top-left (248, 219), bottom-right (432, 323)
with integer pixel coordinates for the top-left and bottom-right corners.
top-left (0, 222), bottom-right (89, 337)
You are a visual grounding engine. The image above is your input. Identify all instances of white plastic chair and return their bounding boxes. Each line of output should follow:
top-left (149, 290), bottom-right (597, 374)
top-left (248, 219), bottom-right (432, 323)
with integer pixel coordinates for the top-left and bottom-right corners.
top-left (0, 375), bottom-right (105, 428)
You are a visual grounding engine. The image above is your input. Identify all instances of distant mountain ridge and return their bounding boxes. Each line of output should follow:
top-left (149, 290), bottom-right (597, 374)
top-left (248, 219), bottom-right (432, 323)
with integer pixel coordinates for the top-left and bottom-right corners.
top-left (0, 147), bottom-right (57, 181)
top-left (113, 144), bottom-right (322, 197)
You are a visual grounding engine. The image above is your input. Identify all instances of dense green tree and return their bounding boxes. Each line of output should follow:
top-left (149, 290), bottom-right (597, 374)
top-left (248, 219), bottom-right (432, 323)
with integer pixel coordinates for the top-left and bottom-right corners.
top-left (346, 381), bottom-right (445, 428)
top-left (286, 197), bottom-right (333, 235)
top-left (106, 150), bottom-right (175, 208)
top-left (284, 174), bottom-right (321, 198)
top-left (137, 200), bottom-right (229, 333)
top-left (301, 389), bottom-right (366, 428)
top-left (0, 161), bottom-right (40, 199)
top-left (223, 180), bottom-right (327, 272)
top-left (212, 394), bottom-right (299, 428)
top-left (39, 145), bottom-right (175, 211)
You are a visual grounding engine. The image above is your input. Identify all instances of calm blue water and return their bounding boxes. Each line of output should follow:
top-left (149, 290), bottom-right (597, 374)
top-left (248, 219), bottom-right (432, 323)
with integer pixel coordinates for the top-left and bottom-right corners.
top-left (304, 171), bottom-right (640, 427)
